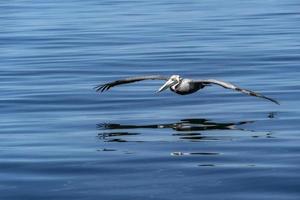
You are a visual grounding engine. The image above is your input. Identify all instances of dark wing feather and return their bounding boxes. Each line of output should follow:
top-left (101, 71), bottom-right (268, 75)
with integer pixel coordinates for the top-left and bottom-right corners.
top-left (95, 75), bottom-right (168, 92)
top-left (195, 79), bottom-right (279, 105)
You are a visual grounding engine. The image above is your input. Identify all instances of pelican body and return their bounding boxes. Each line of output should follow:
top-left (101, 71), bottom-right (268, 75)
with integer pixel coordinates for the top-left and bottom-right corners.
top-left (160, 77), bottom-right (205, 95)
top-left (95, 75), bottom-right (279, 105)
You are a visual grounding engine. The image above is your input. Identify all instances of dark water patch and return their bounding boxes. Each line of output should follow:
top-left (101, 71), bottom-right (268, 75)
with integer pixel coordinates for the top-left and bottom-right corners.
top-left (99, 132), bottom-right (140, 137)
top-left (97, 148), bottom-right (117, 152)
top-left (198, 164), bottom-right (215, 167)
top-left (105, 138), bottom-right (128, 143)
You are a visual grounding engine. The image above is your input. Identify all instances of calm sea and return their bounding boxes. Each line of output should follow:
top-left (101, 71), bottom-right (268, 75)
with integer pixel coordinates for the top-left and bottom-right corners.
top-left (1, 0), bottom-right (300, 199)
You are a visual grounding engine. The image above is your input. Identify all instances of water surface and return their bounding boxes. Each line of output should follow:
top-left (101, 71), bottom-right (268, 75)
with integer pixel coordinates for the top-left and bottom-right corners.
top-left (1, 0), bottom-right (300, 199)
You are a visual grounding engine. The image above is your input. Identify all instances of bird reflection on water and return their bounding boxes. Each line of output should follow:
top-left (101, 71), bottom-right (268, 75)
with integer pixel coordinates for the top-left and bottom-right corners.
top-left (96, 118), bottom-right (269, 143)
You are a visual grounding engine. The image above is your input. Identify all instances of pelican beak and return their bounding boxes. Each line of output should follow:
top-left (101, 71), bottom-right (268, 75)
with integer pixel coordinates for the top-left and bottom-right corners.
top-left (157, 79), bottom-right (176, 92)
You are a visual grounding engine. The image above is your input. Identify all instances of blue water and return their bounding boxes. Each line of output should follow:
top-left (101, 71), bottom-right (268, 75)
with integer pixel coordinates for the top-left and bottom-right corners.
top-left (1, 1), bottom-right (300, 199)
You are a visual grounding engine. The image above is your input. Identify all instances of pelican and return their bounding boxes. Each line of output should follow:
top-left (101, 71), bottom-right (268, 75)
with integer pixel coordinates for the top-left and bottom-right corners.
top-left (95, 75), bottom-right (279, 105)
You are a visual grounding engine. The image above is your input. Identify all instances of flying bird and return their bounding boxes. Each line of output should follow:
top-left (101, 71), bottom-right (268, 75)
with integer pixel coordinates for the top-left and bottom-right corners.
top-left (95, 75), bottom-right (279, 105)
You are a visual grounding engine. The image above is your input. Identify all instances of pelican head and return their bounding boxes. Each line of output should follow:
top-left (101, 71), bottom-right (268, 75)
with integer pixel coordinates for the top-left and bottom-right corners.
top-left (158, 75), bottom-right (181, 92)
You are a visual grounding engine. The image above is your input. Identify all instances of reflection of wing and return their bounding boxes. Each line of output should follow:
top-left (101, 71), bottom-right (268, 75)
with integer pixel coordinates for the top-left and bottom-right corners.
top-left (95, 75), bottom-right (168, 92)
top-left (97, 118), bottom-right (256, 142)
top-left (98, 119), bottom-right (253, 132)
top-left (194, 79), bottom-right (279, 105)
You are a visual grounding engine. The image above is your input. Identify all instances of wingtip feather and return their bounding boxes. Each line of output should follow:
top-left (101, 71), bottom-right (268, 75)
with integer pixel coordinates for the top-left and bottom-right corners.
top-left (94, 84), bottom-right (106, 92)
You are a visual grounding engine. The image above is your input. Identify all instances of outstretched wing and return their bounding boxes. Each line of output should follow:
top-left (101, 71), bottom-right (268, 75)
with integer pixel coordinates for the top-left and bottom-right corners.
top-left (95, 75), bottom-right (168, 92)
top-left (195, 79), bottom-right (279, 105)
